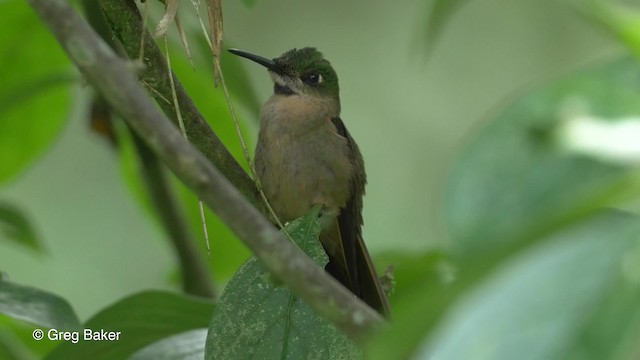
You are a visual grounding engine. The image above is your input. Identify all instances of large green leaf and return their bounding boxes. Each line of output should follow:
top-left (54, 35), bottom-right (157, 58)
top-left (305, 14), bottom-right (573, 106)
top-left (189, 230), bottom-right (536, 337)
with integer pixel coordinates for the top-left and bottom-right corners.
top-left (563, 261), bottom-right (640, 360)
top-left (45, 290), bottom-right (214, 360)
top-left (421, 211), bottom-right (640, 360)
top-left (0, 0), bottom-right (73, 184)
top-left (445, 57), bottom-right (640, 259)
top-left (205, 207), bottom-right (360, 360)
top-left (0, 280), bottom-right (80, 331)
top-left (0, 200), bottom-right (42, 252)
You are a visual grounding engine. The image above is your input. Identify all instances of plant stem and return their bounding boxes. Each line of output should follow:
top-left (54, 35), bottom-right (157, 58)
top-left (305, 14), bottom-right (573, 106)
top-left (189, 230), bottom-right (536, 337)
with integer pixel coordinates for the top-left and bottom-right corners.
top-left (131, 132), bottom-right (217, 299)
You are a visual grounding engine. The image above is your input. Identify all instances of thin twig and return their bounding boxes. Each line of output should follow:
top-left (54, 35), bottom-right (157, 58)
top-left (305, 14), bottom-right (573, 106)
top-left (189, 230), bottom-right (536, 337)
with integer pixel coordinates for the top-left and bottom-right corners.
top-left (191, 0), bottom-right (212, 49)
top-left (163, 35), bottom-right (211, 255)
top-left (163, 36), bottom-right (187, 136)
top-left (138, 0), bottom-right (148, 61)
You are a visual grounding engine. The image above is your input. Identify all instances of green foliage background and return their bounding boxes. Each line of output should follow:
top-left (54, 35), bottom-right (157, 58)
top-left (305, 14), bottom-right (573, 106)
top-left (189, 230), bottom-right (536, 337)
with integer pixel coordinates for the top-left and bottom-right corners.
top-left (2, 0), bottom-right (640, 359)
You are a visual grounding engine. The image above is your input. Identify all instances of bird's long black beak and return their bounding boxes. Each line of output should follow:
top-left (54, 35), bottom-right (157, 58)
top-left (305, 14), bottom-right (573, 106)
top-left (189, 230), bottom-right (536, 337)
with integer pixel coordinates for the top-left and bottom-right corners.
top-left (228, 48), bottom-right (285, 75)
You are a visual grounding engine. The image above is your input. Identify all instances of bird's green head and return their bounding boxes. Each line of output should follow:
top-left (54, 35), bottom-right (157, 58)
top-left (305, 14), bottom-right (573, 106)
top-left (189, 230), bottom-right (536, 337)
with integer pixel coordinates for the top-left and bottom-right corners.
top-left (229, 47), bottom-right (340, 101)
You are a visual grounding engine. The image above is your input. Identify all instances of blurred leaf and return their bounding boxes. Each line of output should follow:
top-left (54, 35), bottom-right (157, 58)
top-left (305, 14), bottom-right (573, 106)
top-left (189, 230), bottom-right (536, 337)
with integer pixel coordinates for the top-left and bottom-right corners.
top-left (579, 1), bottom-right (640, 59)
top-left (422, 211), bottom-right (640, 360)
top-left (240, 0), bottom-right (257, 8)
top-left (372, 250), bottom-right (452, 309)
top-left (0, 316), bottom-right (57, 360)
top-left (46, 290), bottom-right (214, 360)
top-left (365, 251), bottom-right (461, 360)
top-left (0, 279), bottom-right (80, 331)
top-left (564, 263), bottom-right (640, 360)
top-left (130, 329), bottom-right (206, 360)
top-left (445, 57), bottom-right (640, 259)
top-left (0, 329), bottom-right (33, 360)
top-left (0, 1), bottom-right (73, 184)
top-left (205, 207), bottom-right (360, 360)
top-left (419, 0), bottom-right (471, 55)
top-left (0, 335), bottom-right (28, 360)
top-left (0, 200), bottom-right (42, 252)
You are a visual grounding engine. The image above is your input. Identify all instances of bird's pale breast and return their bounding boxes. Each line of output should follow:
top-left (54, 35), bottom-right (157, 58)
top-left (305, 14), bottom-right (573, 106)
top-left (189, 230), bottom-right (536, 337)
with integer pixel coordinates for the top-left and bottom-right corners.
top-left (255, 95), bottom-right (353, 222)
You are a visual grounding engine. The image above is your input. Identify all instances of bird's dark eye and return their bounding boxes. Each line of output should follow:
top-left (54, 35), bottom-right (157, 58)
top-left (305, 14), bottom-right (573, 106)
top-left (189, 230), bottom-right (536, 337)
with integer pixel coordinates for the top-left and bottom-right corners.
top-left (304, 72), bottom-right (322, 85)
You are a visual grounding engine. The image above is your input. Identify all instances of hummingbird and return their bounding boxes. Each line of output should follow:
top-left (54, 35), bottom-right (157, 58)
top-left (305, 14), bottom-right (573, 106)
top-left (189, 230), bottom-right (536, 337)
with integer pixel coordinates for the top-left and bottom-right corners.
top-left (229, 47), bottom-right (390, 317)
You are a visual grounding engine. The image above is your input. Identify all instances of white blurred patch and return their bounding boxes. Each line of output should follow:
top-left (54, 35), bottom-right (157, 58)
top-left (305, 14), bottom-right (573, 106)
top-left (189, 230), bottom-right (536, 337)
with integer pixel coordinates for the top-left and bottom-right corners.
top-left (558, 113), bottom-right (640, 165)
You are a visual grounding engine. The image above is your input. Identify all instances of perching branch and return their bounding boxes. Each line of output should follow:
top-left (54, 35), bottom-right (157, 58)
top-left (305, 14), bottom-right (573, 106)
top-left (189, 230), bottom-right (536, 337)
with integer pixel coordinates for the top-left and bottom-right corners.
top-left (28, 0), bottom-right (384, 341)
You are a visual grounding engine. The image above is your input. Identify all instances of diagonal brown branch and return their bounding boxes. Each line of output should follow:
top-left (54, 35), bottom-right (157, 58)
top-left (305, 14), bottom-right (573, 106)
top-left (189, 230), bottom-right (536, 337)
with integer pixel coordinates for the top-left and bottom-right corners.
top-left (28, 0), bottom-right (384, 342)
